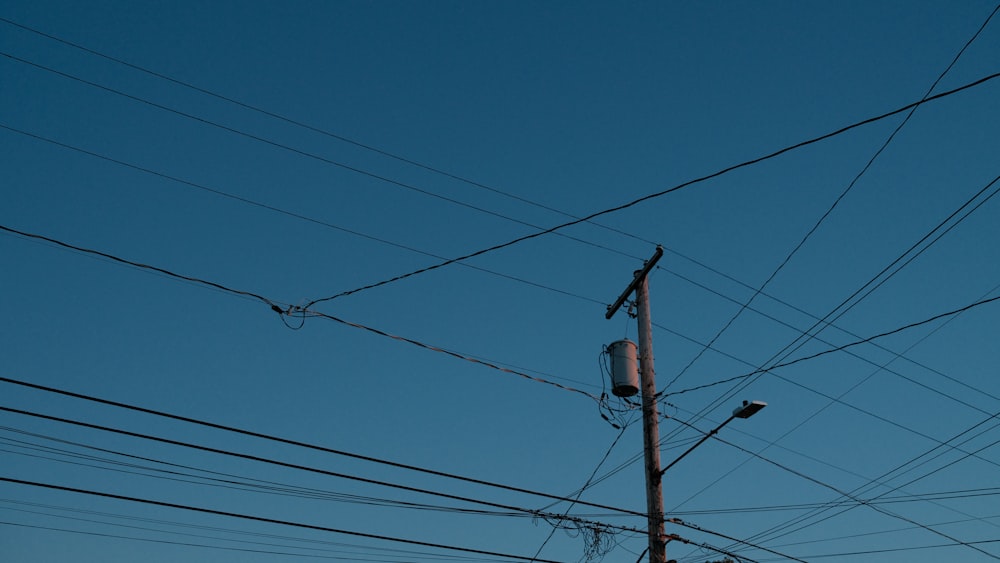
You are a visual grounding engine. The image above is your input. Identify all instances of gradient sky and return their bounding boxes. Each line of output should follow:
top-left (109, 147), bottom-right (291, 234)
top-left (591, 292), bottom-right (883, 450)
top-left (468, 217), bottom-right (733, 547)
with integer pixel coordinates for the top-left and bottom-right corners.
top-left (3, 2), bottom-right (1000, 562)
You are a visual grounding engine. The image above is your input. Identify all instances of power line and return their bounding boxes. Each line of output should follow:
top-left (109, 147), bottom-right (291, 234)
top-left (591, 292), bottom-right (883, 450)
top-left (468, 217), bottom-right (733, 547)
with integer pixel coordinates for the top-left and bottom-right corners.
top-left (0, 520), bottom-right (453, 562)
top-left (756, 538), bottom-right (1000, 561)
top-left (663, 292), bottom-right (1000, 398)
top-left (663, 166), bottom-right (1000, 423)
top-left (0, 49), bottom-right (640, 265)
top-left (739, 408), bottom-right (1000, 548)
top-left (0, 382), bottom-right (808, 562)
top-left (664, 487), bottom-right (1000, 516)
top-left (0, 124), bottom-right (605, 307)
top-left (0, 428), bottom-right (540, 519)
top-left (764, 513), bottom-right (1000, 552)
top-left (665, 518), bottom-right (807, 563)
top-left (0, 477), bottom-right (569, 563)
top-left (0, 404), bottom-right (640, 535)
top-left (660, 163), bottom-right (1000, 499)
top-left (661, 1), bottom-right (999, 392)
top-left (0, 15), bottom-right (663, 252)
top-left (659, 288), bottom-right (1000, 552)
top-left (0, 376), bottom-right (634, 517)
top-left (663, 531), bottom-right (759, 563)
top-left (562, 283), bottom-right (1000, 512)
top-left (1, 499), bottom-right (504, 562)
top-left (661, 411), bottom-right (1000, 557)
top-left (24, 118), bottom-right (978, 408)
top-left (0, 223), bottom-right (280, 308)
top-left (703, 431), bottom-right (1000, 560)
top-left (655, 277), bottom-right (999, 418)
top-left (0, 223), bottom-right (598, 400)
top-left (530, 425), bottom-right (630, 561)
top-left (302, 70), bottom-right (1000, 307)
top-left (661, 266), bottom-right (1000, 405)
top-left (0, 522), bottom-right (329, 562)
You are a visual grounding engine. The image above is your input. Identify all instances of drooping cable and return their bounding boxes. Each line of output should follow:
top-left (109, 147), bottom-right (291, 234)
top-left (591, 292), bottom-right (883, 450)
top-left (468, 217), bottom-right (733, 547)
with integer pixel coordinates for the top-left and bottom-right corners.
top-left (0, 223), bottom-right (599, 401)
top-left (529, 425), bottom-right (629, 562)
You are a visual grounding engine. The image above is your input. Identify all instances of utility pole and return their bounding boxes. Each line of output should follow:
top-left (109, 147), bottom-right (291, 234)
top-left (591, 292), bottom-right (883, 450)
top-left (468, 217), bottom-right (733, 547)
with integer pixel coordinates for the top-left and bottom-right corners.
top-left (606, 245), bottom-right (665, 563)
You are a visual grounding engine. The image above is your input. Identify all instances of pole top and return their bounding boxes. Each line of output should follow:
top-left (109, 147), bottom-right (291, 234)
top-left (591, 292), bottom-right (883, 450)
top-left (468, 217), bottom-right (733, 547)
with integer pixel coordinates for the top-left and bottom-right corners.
top-left (605, 246), bottom-right (663, 319)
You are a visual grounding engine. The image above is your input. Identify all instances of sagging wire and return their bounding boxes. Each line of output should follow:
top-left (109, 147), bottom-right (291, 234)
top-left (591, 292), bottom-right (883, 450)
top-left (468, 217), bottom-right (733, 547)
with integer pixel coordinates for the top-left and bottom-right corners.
top-left (271, 303), bottom-right (307, 330)
top-left (582, 523), bottom-right (617, 563)
top-left (529, 515), bottom-right (619, 563)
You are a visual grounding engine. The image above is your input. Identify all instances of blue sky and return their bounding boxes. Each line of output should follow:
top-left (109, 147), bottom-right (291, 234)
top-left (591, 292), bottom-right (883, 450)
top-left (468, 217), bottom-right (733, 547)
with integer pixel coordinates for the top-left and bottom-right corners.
top-left (2, 2), bottom-right (1000, 562)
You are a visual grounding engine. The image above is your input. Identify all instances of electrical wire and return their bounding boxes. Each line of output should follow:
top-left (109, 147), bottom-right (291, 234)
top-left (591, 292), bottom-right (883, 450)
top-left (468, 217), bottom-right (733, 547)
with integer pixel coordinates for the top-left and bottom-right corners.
top-left (763, 512), bottom-right (1000, 552)
top-left (661, 267), bottom-right (1000, 405)
top-left (663, 531), bottom-right (758, 563)
top-left (660, 165), bottom-right (1000, 483)
top-left (0, 404), bottom-right (643, 536)
top-left (665, 518), bottom-right (807, 563)
top-left (0, 385), bottom-right (805, 563)
top-left (663, 487), bottom-right (1000, 516)
top-left (0, 123), bottom-right (605, 308)
top-left (0, 376), bottom-right (639, 517)
top-left (0, 223), bottom-right (599, 401)
top-left (1, 499), bottom-right (505, 562)
top-left (0, 477), bottom-right (569, 563)
top-left (660, 413), bottom-right (1000, 559)
top-left (0, 223), bottom-right (281, 308)
top-left (563, 285), bottom-right (1000, 518)
top-left (7, 52), bottom-right (997, 408)
top-left (699, 430), bottom-right (1000, 560)
top-left (0, 429), bottom-right (539, 519)
top-left (0, 520), bottom-right (494, 562)
top-left (0, 49), bottom-right (640, 265)
top-left (654, 280), bottom-right (998, 420)
top-left (754, 538), bottom-right (1000, 561)
top-left (529, 425), bottom-right (629, 562)
top-left (663, 292), bottom-right (1000, 399)
top-left (301, 69), bottom-right (1000, 307)
top-left (661, 0), bottom-right (1000, 392)
top-left (738, 409), bottom-right (1000, 548)
top-left (0, 15), bottom-right (662, 253)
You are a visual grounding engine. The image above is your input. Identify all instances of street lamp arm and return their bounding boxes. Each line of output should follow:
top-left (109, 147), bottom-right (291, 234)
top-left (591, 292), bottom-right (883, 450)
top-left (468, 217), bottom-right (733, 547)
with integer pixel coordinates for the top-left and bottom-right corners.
top-left (658, 401), bottom-right (766, 478)
top-left (658, 415), bottom-right (735, 478)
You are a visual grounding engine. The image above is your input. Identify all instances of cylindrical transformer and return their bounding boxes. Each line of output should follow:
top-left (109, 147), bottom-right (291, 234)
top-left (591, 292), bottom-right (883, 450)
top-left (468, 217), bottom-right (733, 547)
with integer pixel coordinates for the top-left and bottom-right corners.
top-left (608, 339), bottom-right (639, 397)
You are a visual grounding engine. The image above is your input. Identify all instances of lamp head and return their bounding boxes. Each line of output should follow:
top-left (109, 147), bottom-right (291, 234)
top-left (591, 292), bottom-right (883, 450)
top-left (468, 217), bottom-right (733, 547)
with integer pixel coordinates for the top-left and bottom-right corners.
top-left (733, 399), bottom-right (767, 419)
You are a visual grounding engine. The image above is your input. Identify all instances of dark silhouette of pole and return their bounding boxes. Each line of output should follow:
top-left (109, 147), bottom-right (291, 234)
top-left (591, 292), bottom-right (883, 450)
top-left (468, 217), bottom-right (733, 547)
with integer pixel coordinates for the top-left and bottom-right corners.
top-left (606, 246), bottom-right (665, 563)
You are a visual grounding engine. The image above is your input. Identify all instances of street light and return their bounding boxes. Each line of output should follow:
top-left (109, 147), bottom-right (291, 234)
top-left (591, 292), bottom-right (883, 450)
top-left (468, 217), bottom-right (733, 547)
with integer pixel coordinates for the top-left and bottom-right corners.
top-left (733, 399), bottom-right (767, 419)
top-left (659, 400), bottom-right (767, 478)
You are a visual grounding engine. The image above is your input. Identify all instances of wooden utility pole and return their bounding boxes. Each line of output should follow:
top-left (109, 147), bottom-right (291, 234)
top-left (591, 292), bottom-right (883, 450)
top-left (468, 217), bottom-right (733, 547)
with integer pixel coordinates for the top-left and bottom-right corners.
top-left (606, 246), bottom-right (665, 563)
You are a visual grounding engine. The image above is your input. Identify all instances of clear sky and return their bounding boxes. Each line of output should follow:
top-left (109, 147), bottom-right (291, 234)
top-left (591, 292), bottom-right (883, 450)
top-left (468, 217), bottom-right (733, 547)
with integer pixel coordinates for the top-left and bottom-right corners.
top-left (2, 2), bottom-right (1000, 562)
